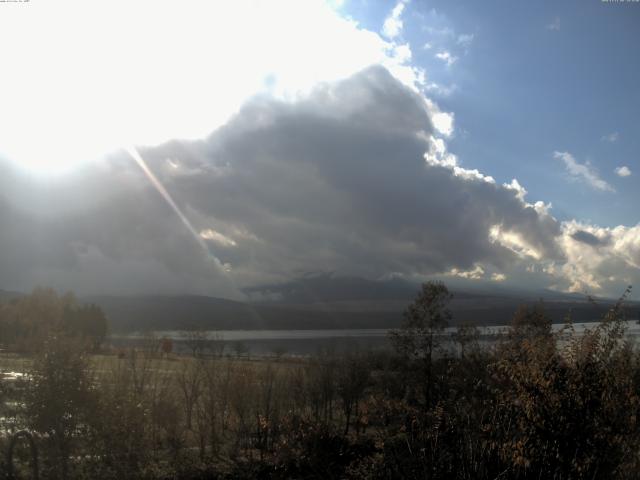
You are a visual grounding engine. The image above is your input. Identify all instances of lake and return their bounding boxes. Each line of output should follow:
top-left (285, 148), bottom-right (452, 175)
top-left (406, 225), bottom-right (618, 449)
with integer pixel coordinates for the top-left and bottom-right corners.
top-left (112, 319), bottom-right (640, 356)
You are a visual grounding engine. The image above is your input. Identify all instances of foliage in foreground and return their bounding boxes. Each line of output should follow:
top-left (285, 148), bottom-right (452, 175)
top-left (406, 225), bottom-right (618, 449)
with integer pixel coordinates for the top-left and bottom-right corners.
top-left (0, 283), bottom-right (639, 479)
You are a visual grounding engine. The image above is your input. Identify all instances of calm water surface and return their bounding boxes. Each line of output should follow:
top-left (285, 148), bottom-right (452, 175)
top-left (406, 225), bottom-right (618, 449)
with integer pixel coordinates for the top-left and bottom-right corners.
top-left (114, 320), bottom-right (640, 356)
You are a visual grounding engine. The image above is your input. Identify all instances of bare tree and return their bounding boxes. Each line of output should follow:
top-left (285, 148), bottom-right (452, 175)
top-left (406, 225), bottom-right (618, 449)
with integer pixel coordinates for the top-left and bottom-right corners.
top-left (337, 352), bottom-right (370, 435)
top-left (453, 322), bottom-right (480, 360)
top-left (389, 281), bottom-right (452, 407)
top-left (210, 330), bottom-right (226, 357)
top-left (182, 329), bottom-right (210, 358)
top-left (176, 360), bottom-right (202, 431)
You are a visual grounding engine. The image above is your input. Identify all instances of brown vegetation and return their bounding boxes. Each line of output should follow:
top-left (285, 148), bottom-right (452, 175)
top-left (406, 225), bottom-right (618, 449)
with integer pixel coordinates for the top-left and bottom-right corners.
top-left (0, 283), bottom-right (638, 479)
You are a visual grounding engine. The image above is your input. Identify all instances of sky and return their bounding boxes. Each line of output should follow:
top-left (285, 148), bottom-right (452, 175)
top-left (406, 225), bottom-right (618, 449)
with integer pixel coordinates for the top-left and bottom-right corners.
top-left (0, 0), bottom-right (639, 299)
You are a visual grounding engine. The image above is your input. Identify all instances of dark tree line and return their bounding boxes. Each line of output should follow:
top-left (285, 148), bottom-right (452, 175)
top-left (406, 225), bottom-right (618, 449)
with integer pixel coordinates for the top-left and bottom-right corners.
top-left (0, 288), bottom-right (107, 352)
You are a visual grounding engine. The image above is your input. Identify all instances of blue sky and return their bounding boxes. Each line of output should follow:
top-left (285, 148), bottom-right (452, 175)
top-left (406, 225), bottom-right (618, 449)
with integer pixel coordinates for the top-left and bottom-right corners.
top-left (343, 0), bottom-right (639, 227)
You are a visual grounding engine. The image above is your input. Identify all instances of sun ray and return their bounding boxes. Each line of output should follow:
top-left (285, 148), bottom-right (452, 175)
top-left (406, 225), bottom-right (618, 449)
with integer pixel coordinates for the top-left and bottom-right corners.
top-left (124, 146), bottom-right (226, 272)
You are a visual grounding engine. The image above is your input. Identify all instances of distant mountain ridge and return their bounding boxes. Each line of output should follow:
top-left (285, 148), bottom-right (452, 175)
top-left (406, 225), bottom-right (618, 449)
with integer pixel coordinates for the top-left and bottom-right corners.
top-left (2, 276), bottom-right (635, 333)
top-left (81, 294), bottom-right (404, 332)
top-left (79, 276), bottom-right (637, 333)
top-left (242, 273), bottom-right (609, 304)
top-left (242, 274), bottom-right (418, 302)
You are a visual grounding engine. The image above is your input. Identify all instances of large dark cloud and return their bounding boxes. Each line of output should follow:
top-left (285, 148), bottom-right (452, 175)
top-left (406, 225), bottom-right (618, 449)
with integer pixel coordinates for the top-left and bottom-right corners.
top-left (0, 66), bottom-right (565, 296)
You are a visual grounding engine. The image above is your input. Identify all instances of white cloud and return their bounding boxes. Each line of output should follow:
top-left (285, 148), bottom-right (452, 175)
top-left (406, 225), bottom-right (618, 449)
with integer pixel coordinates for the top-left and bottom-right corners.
top-left (424, 82), bottom-right (457, 97)
top-left (393, 43), bottom-right (412, 63)
top-left (424, 26), bottom-right (455, 38)
top-left (554, 151), bottom-right (614, 192)
top-left (615, 166), bottom-right (632, 177)
top-left (503, 179), bottom-right (528, 202)
top-left (430, 111), bottom-right (455, 137)
top-left (200, 229), bottom-right (237, 248)
top-left (446, 264), bottom-right (507, 284)
top-left (551, 221), bottom-right (640, 295)
top-left (382, 0), bottom-right (408, 39)
top-left (457, 33), bottom-right (474, 48)
top-left (424, 136), bottom-right (497, 184)
top-left (547, 16), bottom-right (561, 31)
top-left (490, 225), bottom-right (542, 261)
top-left (448, 264), bottom-right (485, 280)
top-left (601, 132), bottom-right (619, 143)
top-left (435, 51), bottom-right (457, 67)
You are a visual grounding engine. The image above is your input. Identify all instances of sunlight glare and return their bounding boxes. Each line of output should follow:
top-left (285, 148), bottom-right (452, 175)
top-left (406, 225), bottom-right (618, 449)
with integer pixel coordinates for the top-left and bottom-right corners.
top-left (0, 0), bottom-right (415, 174)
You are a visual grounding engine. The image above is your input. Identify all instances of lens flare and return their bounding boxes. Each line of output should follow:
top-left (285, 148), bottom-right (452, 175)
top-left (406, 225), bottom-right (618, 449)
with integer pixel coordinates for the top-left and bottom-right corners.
top-left (124, 146), bottom-right (226, 272)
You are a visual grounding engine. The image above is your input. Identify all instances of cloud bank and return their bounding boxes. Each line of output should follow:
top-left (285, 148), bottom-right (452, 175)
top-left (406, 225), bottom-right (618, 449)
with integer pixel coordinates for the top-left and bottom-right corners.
top-left (1, 65), bottom-right (637, 298)
top-left (0, 1), bottom-right (638, 300)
